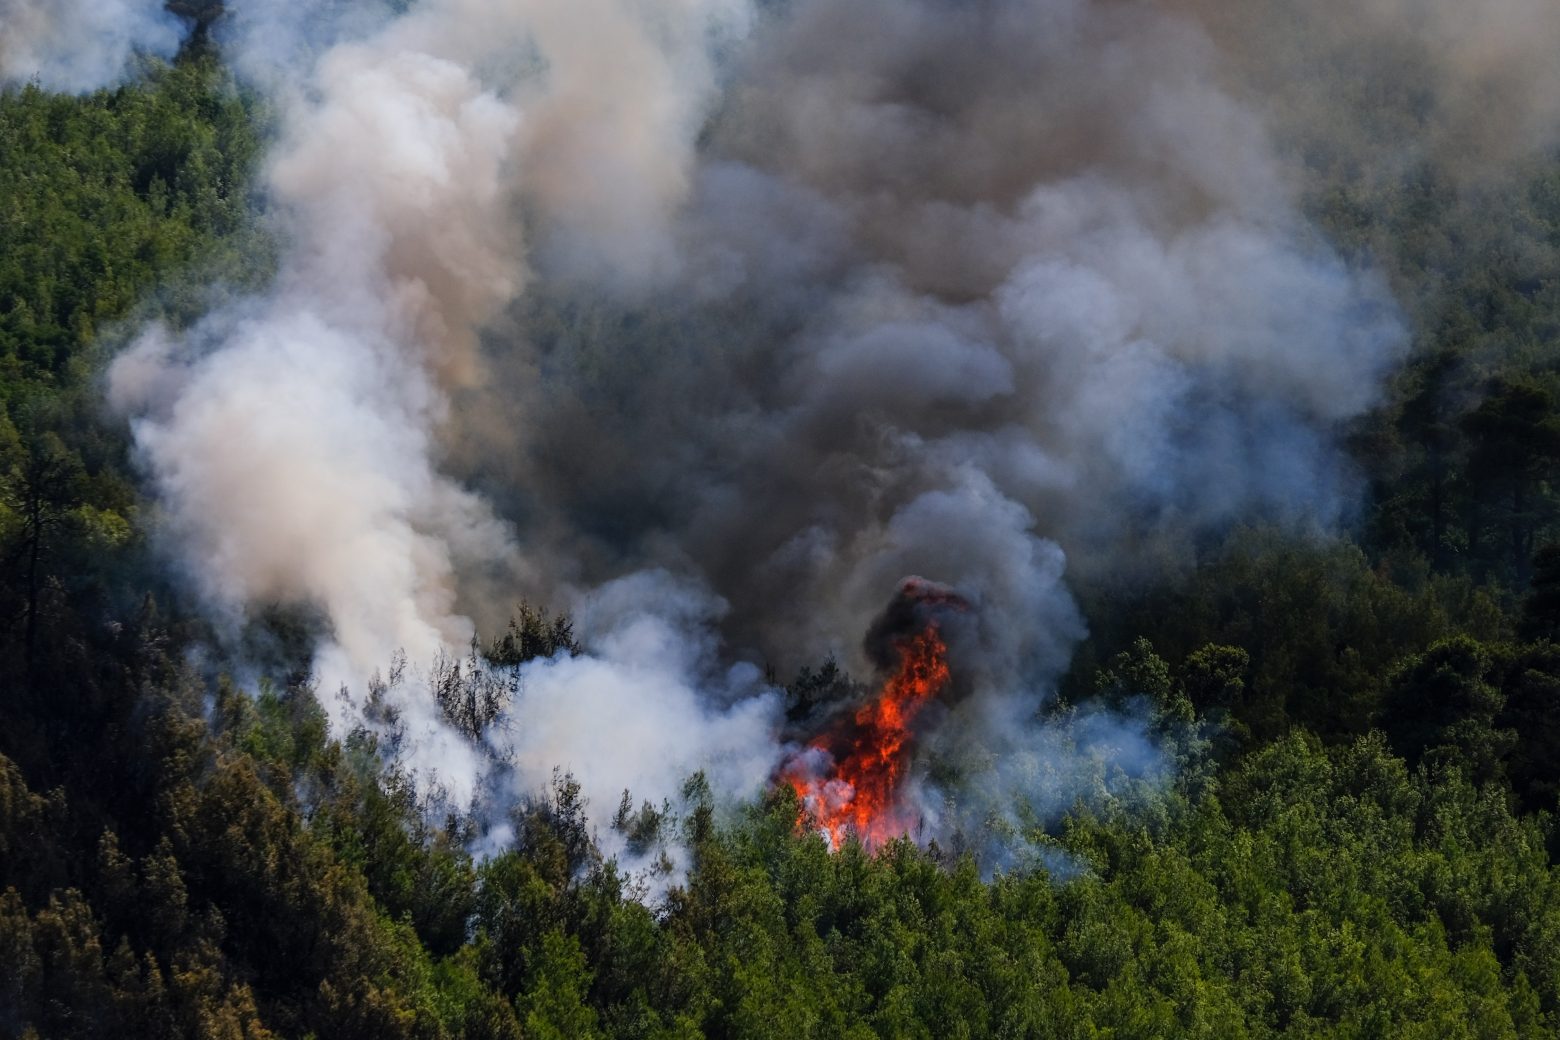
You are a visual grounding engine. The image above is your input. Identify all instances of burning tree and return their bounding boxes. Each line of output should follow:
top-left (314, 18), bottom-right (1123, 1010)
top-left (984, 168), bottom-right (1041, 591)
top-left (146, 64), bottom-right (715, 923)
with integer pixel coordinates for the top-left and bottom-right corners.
top-left (782, 578), bottom-right (968, 850)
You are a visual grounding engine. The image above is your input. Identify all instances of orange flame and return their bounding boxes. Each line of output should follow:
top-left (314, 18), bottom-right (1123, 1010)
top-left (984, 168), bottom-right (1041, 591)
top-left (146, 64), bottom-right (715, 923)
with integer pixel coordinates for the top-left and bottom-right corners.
top-left (784, 623), bottom-right (951, 850)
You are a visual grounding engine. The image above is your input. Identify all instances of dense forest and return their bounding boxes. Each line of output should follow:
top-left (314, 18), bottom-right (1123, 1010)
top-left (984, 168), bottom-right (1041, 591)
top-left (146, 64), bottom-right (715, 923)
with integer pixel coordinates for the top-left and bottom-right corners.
top-left (5, 7), bottom-right (1560, 1040)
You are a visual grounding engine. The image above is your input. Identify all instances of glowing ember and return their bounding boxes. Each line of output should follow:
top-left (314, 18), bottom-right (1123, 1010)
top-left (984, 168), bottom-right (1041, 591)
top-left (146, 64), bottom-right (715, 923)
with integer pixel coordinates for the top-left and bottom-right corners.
top-left (784, 622), bottom-right (952, 850)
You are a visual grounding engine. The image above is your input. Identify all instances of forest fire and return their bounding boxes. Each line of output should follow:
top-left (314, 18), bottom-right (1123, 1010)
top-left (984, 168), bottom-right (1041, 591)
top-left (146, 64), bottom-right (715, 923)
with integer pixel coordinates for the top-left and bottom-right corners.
top-left (783, 580), bottom-right (964, 850)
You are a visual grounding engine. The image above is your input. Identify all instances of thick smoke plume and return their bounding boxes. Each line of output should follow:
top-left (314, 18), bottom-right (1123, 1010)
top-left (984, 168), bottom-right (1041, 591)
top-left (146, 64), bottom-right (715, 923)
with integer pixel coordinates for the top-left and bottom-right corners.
top-left (464, 0), bottom-right (1406, 846)
top-left (110, 0), bottom-right (752, 813)
top-left (488, 0), bottom-right (1407, 677)
top-left (76, 0), bottom-right (1560, 861)
top-left (0, 0), bottom-right (185, 92)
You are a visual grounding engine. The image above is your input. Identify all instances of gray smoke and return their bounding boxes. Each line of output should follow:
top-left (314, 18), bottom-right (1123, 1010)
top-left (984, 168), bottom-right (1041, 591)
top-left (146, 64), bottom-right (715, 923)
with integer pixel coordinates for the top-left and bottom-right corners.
top-left (427, 0), bottom-right (1409, 857)
top-left (0, 0), bottom-right (185, 92)
top-left (82, 0), bottom-right (1556, 863)
top-left (477, 0), bottom-right (1403, 713)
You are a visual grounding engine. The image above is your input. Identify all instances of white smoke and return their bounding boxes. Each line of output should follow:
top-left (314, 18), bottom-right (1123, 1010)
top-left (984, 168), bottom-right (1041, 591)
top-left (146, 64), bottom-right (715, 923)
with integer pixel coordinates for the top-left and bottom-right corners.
top-left (110, 0), bottom-right (759, 813)
top-left (492, 571), bottom-right (783, 871)
top-left (0, 0), bottom-right (185, 92)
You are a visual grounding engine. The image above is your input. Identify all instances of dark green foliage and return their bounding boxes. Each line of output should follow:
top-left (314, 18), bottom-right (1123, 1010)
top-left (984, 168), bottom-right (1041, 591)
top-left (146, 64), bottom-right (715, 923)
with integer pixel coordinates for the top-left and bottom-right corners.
top-left (1381, 637), bottom-right (1513, 782)
top-left (784, 659), bottom-right (863, 727)
top-left (1497, 643), bottom-right (1560, 815)
top-left (1073, 529), bottom-right (1508, 745)
top-left (421, 606), bottom-right (584, 738)
top-left (0, 57), bottom-right (266, 392)
top-left (486, 605), bottom-right (583, 668)
top-left (1461, 380), bottom-right (1560, 583)
top-left (1522, 544), bottom-right (1560, 642)
top-left (1344, 161), bottom-right (1560, 589)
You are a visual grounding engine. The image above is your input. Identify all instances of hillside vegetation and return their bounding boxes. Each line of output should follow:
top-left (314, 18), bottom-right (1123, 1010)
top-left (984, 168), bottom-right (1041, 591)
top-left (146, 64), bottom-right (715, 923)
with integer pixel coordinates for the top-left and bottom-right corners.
top-left (2, 44), bottom-right (1560, 1040)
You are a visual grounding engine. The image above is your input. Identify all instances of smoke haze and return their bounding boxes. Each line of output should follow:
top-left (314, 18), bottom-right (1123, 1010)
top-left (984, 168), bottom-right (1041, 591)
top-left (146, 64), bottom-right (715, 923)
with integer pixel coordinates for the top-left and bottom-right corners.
top-left (1179, 0), bottom-right (1560, 181)
top-left (0, 0), bottom-right (185, 92)
top-left (70, 0), bottom-right (1560, 859)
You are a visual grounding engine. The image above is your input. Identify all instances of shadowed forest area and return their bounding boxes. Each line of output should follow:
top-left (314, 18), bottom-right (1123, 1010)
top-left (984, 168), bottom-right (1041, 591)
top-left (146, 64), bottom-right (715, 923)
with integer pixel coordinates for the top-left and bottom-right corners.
top-left (3, 19), bottom-right (1560, 1040)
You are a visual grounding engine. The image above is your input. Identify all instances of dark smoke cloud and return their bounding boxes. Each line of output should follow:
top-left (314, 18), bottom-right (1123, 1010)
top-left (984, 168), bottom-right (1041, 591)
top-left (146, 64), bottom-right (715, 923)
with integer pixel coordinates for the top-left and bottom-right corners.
top-left (66, 0), bottom-right (1555, 864)
top-left (477, 0), bottom-right (1405, 683)
top-left (435, 0), bottom-right (1413, 854)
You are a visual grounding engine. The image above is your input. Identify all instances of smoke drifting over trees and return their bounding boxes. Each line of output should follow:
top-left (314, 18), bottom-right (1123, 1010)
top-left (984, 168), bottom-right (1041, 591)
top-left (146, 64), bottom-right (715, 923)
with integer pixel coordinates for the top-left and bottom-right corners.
top-left (73, 0), bottom-right (1560, 852)
top-left (1181, 0), bottom-right (1560, 180)
top-left (0, 0), bottom-right (185, 92)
